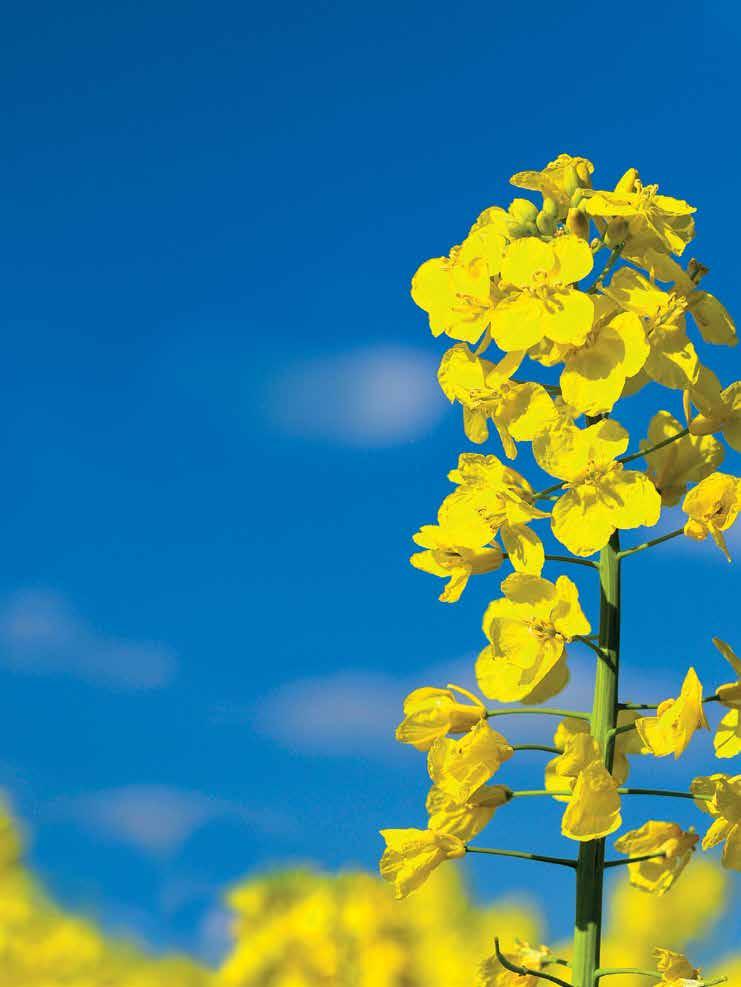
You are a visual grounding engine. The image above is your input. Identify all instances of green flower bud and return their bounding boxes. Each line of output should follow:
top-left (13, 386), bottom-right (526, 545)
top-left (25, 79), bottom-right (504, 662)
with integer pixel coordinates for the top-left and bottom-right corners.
top-left (536, 211), bottom-right (557, 236)
top-left (563, 165), bottom-right (580, 197)
top-left (605, 217), bottom-right (629, 247)
top-left (541, 196), bottom-right (559, 219)
top-left (566, 208), bottom-right (590, 241)
top-left (508, 198), bottom-right (539, 224)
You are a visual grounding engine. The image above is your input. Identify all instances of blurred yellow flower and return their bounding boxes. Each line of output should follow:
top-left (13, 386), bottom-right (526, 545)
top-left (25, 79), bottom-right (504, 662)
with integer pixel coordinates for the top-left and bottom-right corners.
top-left (379, 828), bottom-right (466, 899)
top-left (635, 668), bottom-right (709, 758)
top-left (561, 760), bottom-right (622, 841)
top-left (613, 821), bottom-right (698, 894)
top-left (395, 685), bottom-right (486, 752)
top-left (410, 494), bottom-right (503, 603)
top-left (476, 573), bottom-right (590, 703)
top-left (534, 418), bottom-right (661, 556)
top-left (427, 720), bottom-right (513, 803)
top-left (682, 472), bottom-right (741, 561)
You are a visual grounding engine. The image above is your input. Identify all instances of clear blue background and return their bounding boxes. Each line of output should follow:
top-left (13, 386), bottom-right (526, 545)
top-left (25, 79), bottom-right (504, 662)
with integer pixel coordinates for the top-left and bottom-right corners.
top-left (0, 0), bottom-right (738, 962)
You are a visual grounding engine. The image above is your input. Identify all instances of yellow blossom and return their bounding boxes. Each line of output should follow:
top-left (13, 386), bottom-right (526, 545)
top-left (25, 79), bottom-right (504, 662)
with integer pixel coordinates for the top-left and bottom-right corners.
top-left (686, 374), bottom-right (741, 453)
top-left (583, 175), bottom-right (696, 255)
top-left (545, 733), bottom-right (628, 803)
top-left (552, 713), bottom-right (641, 784)
top-left (447, 453), bottom-right (549, 575)
top-left (642, 411), bottom-right (724, 506)
top-left (395, 685), bottom-right (486, 751)
top-left (410, 494), bottom-right (503, 602)
top-left (712, 637), bottom-right (741, 708)
top-left (478, 939), bottom-right (555, 987)
top-left (427, 720), bottom-right (513, 804)
top-left (602, 267), bottom-right (700, 391)
top-left (379, 828), bottom-right (466, 899)
top-left (691, 773), bottom-right (741, 870)
top-left (510, 153), bottom-right (594, 212)
top-left (489, 235), bottom-right (594, 351)
top-left (476, 573), bottom-right (590, 703)
top-left (682, 472), bottom-right (741, 561)
top-left (613, 821), bottom-right (698, 894)
top-left (533, 418), bottom-right (661, 557)
top-left (653, 948), bottom-right (702, 986)
top-left (635, 668), bottom-right (709, 758)
top-left (426, 783), bottom-right (510, 841)
top-left (561, 760), bottom-right (622, 841)
top-left (437, 343), bottom-right (557, 456)
top-left (534, 296), bottom-right (649, 416)
top-left (710, 638), bottom-right (741, 758)
top-left (411, 224), bottom-right (506, 344)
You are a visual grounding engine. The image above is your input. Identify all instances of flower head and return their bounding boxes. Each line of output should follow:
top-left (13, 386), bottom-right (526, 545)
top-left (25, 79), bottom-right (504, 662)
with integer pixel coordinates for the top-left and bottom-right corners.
top-left (682, 472), bottom-right (741, 561)
top-left (476, 573), bottom-right (590, 703)
top-left (534, 418), bottom-right (661, 557)
top-left (545, 732), bottom-right (627, 803)
top-left (425, 783), bottom-right (510, 842)
top-left (489, 235), bottom-right (594, 351)
top-left (653, 948), bottom-right (702, 986)
top-left (395, 684), bottom-right (486, 752)
top-left (427, 720), bottom-right (514, 804)
top-left (614, 821), bottom-right (698, 894)
top-left (379, 828), bottom-right (466, 899)
top-left (561, 760), bottom-right (622, 842)
top-left (642, 411), bottom-right (724, 506)
top-left (687, 375), bottom-right (741, 453)
top-left (510, 152), bottom-right (594, 212)
top-left (437, 343), bottom-right (557, 456)
top-left (691, 773), bottom-right (741, 870)
top-left (552, 713), bottom-right (641, 784)
top-left (410, 495), bottom-right (503, 603)
top-left (635, 668), bottom-right (709, 758)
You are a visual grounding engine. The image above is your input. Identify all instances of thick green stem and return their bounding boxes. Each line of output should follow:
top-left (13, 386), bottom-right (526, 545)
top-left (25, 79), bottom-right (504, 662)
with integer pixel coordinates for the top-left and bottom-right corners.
top-left (572, 531), bottom-right (621, 987)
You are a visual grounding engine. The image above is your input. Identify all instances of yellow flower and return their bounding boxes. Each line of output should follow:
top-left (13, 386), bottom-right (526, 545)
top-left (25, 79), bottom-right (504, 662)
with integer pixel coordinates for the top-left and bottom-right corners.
top-left (476, 573), bottom-right (590, 703)
top-left (613, 821), bottom-right (698, 894)
top-left (713, 637), bottom-right (741, 707)
top-left (410, 494), bottom-right (504, 603)
top-left (545, 732), bottom-right (629, 803)
top-left (411, 224), bottom-right (506, 344)
top-left (686, 375), bottom-right (741, 453)
top-left (635, 668), bottom-right (709, 758)
top-left (642, 411), bottom-right (724, 506)
top-left (510, 152), bottom-right (594, 212)
top-left (437, 343), bottom-right (557, 456)
top-left (552, 713), bottom-right (641, 784)
top-left (537, 296), bottom-right (649, 416)
top-left (478, 939), bottom-right (555, 987)
top-left (653, 948), bottom-right (702, 986)
top-left (682, 472), bottom-right (741, 561)
top-left (691, 773), bottom-right (741, 870)
top-left (425, 783), bottom-right (510, 841)
top-left (490, 235), bottom-right (594, 351)
top-left (583, 175), bottom-right (696, 255)
top-left (561, 760), bottom-right (622, 841)
top-left (711, 638), bottom-right (741, 759)
top-left (395, 685), bottom-right (486, 751)
top-left (533, 418), bottom-right (661, 557)
top-left (379, 828), bottom-right (466, 899)
top-left (427, 720), bottom-right (514, 803)
top-left (602, 267), bottom-right (700, 391)
top-left (447, 453), bottom-right (549, 575)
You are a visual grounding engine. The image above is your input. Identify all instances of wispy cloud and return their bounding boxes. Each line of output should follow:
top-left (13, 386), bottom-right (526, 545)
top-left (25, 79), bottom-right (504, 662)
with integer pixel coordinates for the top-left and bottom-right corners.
top-left (55, 785), bottom-right (290, 857)
top-left (0, 590), bottom-right (176, 690)
top-left (265, 344), bottom-right (447, 446)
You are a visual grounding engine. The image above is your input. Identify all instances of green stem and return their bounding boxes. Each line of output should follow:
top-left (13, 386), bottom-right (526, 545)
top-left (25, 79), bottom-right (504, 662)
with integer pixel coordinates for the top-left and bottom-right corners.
top-left (572, 530), bottom-right (621, 987)
top-left (618, 427), bottom-right (689, 467)
top-left (590, 243), bottom-right (624, 293)
top-left (617, 528), bottom-right (683, 560)
top-left (485, 707), bottom-right (591, 721)
top-left (495, 938), bottom-right (573, 987)
top-left (466, 846), bottom-right (577, 868)
top-left (617, 787), bottom-right (710, 802)
top-left (533, 480), bottom-right (567, 501)
top-left (510, 789), bottom-right (571, 797)
top-left (545, 554), bottom-right (599, 570)
top-left (603, 852), bottom-right (666, 869)
top-left (595, 971), bottom-right (726, 986)
top-left (512, 744), bottom-right (560, 754)
top-left (576, 635), bottom-right (609, 659)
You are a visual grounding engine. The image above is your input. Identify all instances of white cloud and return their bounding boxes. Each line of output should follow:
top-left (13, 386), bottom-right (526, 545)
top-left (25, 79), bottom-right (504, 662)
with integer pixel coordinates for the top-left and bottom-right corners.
top-left (266, 344), bottom-right (447, 446)
top-left (0, 590), bottom-right (176, 690)
top-left (56, 785), bottom-right (290, 857)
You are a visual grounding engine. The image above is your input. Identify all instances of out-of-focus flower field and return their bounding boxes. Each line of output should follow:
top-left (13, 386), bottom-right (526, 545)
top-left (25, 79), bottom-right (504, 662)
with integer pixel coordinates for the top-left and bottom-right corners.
top-left (0, 805), bottom-right (737, 986)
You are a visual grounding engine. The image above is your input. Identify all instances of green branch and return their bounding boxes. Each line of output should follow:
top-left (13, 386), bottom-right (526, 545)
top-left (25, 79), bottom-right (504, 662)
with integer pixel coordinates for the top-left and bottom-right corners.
top-left (617, 529), bottom-right (683, 560)
top-left (618, 427), bottom-right (689, 467)
top-left (512, 744), bottom-right (561, 754)
top-left (545, 554), bottom-right (599, 570)
top-left (603, 852), bottom-right (666, 869)
top-left (594, 970), bottom-right (725, 985)
top-left (486, 707), bottom-right (591, 721)
top-left (466, 846), bottom-right (577, 868)
top-left (494, 937), bottom-right (573, 987)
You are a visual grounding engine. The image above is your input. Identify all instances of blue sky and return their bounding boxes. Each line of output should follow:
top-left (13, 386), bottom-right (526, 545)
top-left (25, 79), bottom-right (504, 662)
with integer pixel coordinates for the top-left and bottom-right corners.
top-left (0, 0), bottom-right (739, 962)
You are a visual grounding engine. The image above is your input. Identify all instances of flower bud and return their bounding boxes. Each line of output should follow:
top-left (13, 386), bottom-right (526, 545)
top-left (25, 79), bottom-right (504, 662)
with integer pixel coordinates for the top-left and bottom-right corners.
top-left (575, 160), bottom-right (593, 187)
top-left (566, 208), bottom-right (590, 240)
top-left (562, 165), bottom-right (580, 197)
top-left (536, 211), bottom-right (557, 236)
top-left (615, 167), bottom-right (639, 194)
top-left (541, 196), bottom-right (559, 219)
top-left (687, 258), bottom-right (710, 283)
top-left (508, 197), bottom-right (539, 224)
top-left (605, 217), bottom-right (629, 247)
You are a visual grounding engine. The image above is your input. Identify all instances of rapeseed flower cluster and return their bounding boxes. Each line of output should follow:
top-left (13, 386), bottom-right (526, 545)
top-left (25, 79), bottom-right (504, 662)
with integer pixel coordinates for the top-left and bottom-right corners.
top-left (384, 153), bottom-right (740, 987)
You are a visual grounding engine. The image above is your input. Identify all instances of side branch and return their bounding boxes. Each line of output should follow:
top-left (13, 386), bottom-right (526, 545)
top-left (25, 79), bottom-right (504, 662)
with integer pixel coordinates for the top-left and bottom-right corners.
top-left (486, 707), bottom-right (591, 721)
top-left (466, 846), bottom-right (577, 868)
top-left (494, 937), bottom-right (573, 987)
top-left (618, 427), bottom-right (689, 468)
top-left (603, 852), bottom-right (666, 869)
top-left (594, 970), bottom-right (726, 985)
